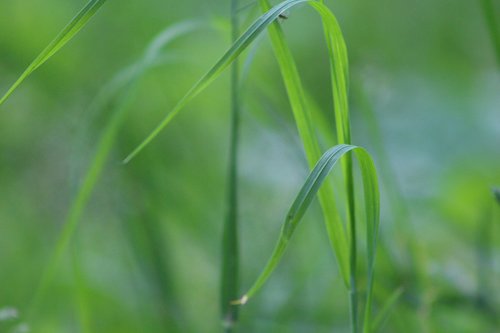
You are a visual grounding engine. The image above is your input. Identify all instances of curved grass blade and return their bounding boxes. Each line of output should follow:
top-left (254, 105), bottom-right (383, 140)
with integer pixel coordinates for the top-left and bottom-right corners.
top-left (233, 144), bottom-right (379, 308)
top-left (307, 4), bottom-right (360, 330)
top-left (0, 0), bottom-right (108, 106)
top-left (27, 21), bottom-right (201, 317)
top-left (256, 6), bottom-right (358, 330)
top-left (122, 0), bottom-right (312, 164)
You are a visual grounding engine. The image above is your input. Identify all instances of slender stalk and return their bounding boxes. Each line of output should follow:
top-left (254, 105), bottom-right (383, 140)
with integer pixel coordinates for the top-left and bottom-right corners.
top-left (221, 0), bottom-right (241, 331)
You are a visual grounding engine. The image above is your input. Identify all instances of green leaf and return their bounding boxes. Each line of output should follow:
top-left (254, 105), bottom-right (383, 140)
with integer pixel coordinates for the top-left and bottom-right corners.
top-left (256, 0), bottom-right (353, 292)
top-left (0, 0), bottom-right (108, 106)
top-left (122, 0), bottom-right (311, 164)
top-left (233, 144), bottom-right (379, 304)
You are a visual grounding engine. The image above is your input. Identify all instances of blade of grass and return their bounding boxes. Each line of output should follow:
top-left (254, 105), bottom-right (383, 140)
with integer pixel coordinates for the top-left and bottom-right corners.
top-left (257, 0), bottom-right (350, 289)
top-left (257, 1), bottom-right (364, 329)
top-left (122, 2), bottom-right (379, 329)
top-left (122, 0), bottom-right (315, 164)
top-left (308, 3), bottom-right (359, 330)
top-left (221, 0), bottom-right (242, 331)
top-left (120, 0), bottom-right (351, 286)
top-left (27, 21), bottom-right (201, 318)
top-left (0, 0), bottom-right (108, 106)
top-left (233, 144), bottom-right (379, 305)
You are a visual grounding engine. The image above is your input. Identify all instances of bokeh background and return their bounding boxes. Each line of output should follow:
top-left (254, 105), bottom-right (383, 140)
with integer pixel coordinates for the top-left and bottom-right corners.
top-left (0, 0), bottom-right (499, 332)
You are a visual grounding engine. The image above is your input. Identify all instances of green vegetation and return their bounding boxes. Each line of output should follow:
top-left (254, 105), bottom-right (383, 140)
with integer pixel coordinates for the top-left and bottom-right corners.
top-left (0, 0), bottom-right (498, 332)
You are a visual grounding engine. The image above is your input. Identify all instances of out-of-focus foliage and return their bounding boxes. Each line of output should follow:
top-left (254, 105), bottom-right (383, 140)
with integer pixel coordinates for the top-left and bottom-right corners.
top-left (0, 0), bottom-right (498, 332)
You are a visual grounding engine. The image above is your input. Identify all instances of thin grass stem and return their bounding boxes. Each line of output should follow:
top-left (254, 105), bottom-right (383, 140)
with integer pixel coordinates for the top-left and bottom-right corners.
top-left (221, 0), bottom-right (241, 331)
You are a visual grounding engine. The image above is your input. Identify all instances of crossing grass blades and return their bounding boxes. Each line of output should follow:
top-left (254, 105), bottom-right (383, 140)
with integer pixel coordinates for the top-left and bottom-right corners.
top-left (0, 0), bottom-right (385, 332)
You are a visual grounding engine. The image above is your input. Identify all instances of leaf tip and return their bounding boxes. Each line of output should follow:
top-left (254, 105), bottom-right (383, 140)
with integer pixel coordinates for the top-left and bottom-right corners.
top-left (230, 295), bottom-right (248, 306)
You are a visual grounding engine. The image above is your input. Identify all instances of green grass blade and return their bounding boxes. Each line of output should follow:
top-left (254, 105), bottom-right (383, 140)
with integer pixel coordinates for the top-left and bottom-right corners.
top-left (27, 21), bottom-right (200, 317)
top-left (308, 3), bottom-right (358, 330)
top-left (258, 0), bottom-right (350, 287)
top-left (371, 287), bottom-right (404, 332)
top-left (0, 0), bottom-right (108, 106)
top-left (221, 0), bottom-right (242, 331)
top-left (234, 144), bottom-right (379, 304)
top-left (122, 0), bottom-right (312, 164)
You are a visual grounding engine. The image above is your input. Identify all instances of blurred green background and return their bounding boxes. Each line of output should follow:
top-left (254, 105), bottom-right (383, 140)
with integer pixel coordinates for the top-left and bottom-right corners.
top-left (0, 0), bottom-right (499, 332)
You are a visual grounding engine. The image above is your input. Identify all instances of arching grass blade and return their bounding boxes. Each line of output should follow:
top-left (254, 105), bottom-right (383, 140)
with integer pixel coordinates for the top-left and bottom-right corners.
top-left (122, 0), bottom-right (311, 164)
top-left (233, 144), bottom-right (379, 308)
top-left (0, 0), bottom-right (108, 106)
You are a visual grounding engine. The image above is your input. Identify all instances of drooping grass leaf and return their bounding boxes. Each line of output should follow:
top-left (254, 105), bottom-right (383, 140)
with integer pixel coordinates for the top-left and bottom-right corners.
top-left (256, 0), bottom-right (350, 290)
top-left (122, 0), bottom-right (312, 164)
top-left (233, 144), bottom-right (379, 306)
top-left (0, 0), bottom-right (108, 106)
top-left (258, 2), bottom-right (371, 330)
top-left (121, 2), bottom-right (381, 330)
top-left (306, 4), bottom-right (360, 330)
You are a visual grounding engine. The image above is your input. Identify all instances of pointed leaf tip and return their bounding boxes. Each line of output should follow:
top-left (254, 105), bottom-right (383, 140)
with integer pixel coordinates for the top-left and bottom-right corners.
top-left (230, 295), bottom-right (248, 306)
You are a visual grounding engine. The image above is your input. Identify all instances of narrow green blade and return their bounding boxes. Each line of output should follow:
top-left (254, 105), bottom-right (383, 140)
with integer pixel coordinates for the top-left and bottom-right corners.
top-left (122, 0), bottom-right (311, 163)
top-left (0, 0), bottom-right (108, 106)
top-left (234, 144), bottom-right (379, 304)
top-left (258, 0), bottom-right (350, 286)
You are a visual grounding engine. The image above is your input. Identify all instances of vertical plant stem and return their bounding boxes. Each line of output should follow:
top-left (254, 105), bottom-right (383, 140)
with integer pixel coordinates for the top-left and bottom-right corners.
top-left (221, 0), bottom-right (241, 331)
